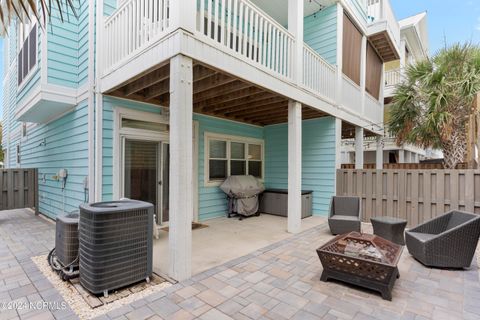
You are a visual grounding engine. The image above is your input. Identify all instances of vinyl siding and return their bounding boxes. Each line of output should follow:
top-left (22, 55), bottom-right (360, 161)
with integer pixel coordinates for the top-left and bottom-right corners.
top-left (17, 102), bottom-right (90, 219)
top-left (264, 117), bottom-right (337, 216)
top-left (304, 5), bottom-right (337, 65)
top-left (195, 114), bottom-right (264, 221)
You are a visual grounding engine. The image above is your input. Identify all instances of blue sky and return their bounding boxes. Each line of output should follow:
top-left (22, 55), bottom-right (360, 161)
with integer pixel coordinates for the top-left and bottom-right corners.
top-left (0, 1), bottom-right (479, 120)
top-left (391, 0), bottom-right (480, 54)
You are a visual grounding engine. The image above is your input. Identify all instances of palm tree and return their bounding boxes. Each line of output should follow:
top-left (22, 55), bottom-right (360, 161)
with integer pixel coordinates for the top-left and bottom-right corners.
top-left (388, 44), bottom-right (480, 169)
top-left (0, 0), bottom-right (77, 34)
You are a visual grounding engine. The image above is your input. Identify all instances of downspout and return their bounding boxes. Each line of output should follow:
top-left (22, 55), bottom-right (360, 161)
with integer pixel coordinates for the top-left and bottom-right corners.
top-left (94, 0), bottom-right (104, 202)
top-left (88, 0), bottom-right (96, 202)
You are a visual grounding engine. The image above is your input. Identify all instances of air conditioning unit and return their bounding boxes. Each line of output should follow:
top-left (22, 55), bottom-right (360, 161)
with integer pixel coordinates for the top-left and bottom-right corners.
top-left (55, 212), bottom-right (80, 267)
top-left (79, 200), bottom-right (154, 296)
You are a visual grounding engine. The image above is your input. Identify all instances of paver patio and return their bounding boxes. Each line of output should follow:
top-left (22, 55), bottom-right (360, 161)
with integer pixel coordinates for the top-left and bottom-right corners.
top-left (1, 209), bottom-right (480, 320)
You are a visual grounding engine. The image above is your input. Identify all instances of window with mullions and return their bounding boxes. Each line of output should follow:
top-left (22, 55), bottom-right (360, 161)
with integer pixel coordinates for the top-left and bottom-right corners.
top-left (206, 134), bottom-right (263, 184)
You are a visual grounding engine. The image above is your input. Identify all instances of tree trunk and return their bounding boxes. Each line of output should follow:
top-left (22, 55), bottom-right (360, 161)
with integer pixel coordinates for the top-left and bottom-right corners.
top-left (442, 130), bottom-right (468, 169)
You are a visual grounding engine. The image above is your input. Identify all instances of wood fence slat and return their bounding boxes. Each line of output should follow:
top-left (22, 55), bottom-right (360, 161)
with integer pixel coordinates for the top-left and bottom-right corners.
top-left (375, 170), bottom-right (382, 218)
top-left (365, 170), bottom-right (373, 222)
top-left (7, 171), bottom-right (14, 210)
top-left (411, 171), bottom-right (419, 227)
top-left (423, 171), bottom-right (431, 222)
top-left (466, 170), bottom-right (475, 212)
top-left (18, 170), bottom-right (25, 209)
top-left (436, 170), bottom-right (444, 217)
top-left (386, 171), bottom-right (394, 217)
top-left (398, 170), bottom-right (406, 220)
top-left (451, 170), bottom-right (459, 210)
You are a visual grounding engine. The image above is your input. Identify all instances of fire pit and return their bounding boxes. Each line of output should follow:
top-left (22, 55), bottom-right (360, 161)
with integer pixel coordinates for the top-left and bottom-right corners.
top-left (316, 232), bottom-right (403, 300)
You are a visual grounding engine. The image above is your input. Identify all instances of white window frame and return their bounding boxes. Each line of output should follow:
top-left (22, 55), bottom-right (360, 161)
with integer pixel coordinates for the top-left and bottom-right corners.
top-left (204, 132), bottom-right (264, 187)
top-left (17, 21), bottom-right (38, 90)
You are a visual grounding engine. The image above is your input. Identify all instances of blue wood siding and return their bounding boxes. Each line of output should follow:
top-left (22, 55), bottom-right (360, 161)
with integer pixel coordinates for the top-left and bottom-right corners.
top-left (346, 0), bottom-right (368, 23)
top-left (264, 117), bottom-right (337, 216)
top-left (195, 114), bottom-right (264, 221)
top-left (304, 5), bottom-right (337, 65)
top-left (18, 101), bottom-right (90, 219)
top-left (102, 97), bottom-right (163, 200)
top-left (46, 1), bottom-right (90, 88)
top-left (104, 0), bottom-right (117, 16)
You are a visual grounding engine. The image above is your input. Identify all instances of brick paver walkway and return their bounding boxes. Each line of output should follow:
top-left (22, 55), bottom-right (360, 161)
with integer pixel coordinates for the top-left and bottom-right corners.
top-left (1, 209), bottom-right (480, 320)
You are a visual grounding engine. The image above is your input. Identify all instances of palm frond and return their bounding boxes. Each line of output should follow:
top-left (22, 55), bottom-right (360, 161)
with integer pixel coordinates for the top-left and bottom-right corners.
top-left (0, 0), bottom-right (78, 36)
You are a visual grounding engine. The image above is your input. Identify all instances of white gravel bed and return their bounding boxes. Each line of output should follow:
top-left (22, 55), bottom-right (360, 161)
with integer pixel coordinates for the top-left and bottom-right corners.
top-left (31, 255), bottom-right (171, 320)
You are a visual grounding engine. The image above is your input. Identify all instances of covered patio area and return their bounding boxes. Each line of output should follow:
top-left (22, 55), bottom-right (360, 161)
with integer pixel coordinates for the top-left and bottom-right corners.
top-left (153, 215), bottom-right (326, 276)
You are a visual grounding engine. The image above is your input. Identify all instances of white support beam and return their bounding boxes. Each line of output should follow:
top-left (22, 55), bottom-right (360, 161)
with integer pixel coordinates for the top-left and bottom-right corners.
top-left (360, 35), bottom-right (367, 115)
top-left (335, 118), bottom-right (342, 170)
top-left (169, 54), bottom-right (193, 281)
top-left (355, 127), bottom-right (364, 169)
top-left (288, 100), bottom-right (302, 234)
top-left (288, 0), bottom-right (304, 84)
top-left (376, 136), bottom-right (383, 169)
top-left (336, 3), bottom-right (344, 103)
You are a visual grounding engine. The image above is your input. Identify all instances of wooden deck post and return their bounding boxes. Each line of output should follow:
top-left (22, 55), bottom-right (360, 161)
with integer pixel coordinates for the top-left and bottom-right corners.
top-left (288, 100), bottom-right (302, 234)
top-left (168, 54), bottom-right (193, 281)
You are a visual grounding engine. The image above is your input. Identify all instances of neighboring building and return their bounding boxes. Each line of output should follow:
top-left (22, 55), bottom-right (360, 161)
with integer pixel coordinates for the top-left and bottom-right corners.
top-left (342, 11), bottom-right (441, 165)
top-left (2, 0), bottom-right (400, 280)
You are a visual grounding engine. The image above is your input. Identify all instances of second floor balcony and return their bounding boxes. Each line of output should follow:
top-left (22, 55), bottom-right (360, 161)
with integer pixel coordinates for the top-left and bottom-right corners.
top-left (99, 0), bottom-right (398, 129)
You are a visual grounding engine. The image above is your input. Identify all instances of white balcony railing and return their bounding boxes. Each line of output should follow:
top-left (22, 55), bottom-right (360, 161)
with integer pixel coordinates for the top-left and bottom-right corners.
top-left (342, 75), bottom-right (362, 112)
top-left (196, 0), bottom-right (294, 80)
top-left (367, 0), bottom-right (400, 46)
top-left (364, 92), bottom-right (383, 124)
top-left (104, 0), bottom-right (171, 73)
top-left (385, 68), bottom-right (402, 87)
top-left (302, 44), bottom-right (336, 102)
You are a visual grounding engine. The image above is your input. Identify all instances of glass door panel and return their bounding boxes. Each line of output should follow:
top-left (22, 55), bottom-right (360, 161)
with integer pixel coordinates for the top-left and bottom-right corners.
top-left (124, 139), bottom-right (159, 217)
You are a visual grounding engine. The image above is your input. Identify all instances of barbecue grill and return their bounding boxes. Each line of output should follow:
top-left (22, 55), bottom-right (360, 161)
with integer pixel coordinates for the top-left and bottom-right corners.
top-left (220, 175), bottom-right (265, 220)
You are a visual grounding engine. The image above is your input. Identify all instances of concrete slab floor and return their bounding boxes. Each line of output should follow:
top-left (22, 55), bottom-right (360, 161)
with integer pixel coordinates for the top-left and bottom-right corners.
top-left (153, 214), bottom-right (326, 276)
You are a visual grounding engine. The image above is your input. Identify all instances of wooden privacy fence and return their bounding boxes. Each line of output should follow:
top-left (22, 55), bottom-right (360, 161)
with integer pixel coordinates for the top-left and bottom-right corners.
top-left (336, 169), bottom-right (480, 226)
top-left (0, 169), bottom-right (38, 213)
top-left (341, 163), bottom-right (472, 170)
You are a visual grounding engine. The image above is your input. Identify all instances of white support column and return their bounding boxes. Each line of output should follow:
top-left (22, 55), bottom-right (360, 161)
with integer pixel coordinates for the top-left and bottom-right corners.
top-left (169, 55), bottom-right (193, 281)
top-left (398, 150), bottom-right (405, 163)
top-left (288, 0), bottom-right (304, 84)
top-left (376, 136), bottom-right (383, 169)
top-left (335, 118), bottom-right (342, 170)
top-left (400, 40), bottom-right (407, 68)
top-left (355, 127), bottom-right (364, 169)
top-left (170, 0), bottom-right (196, 33)
top-left (360, 35), bottom-right (367, 115)
top-left (288, 100), bottom-right (302, 234)
top-left (336, 3), bottom-right (344, 104)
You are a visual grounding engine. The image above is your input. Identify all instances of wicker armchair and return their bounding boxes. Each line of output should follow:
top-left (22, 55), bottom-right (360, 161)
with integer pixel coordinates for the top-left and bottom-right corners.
top-left (328, 196), bottom-right (362, 235)
top-left (405, 210), bottom-right (480, 268)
